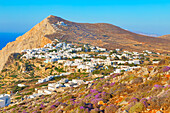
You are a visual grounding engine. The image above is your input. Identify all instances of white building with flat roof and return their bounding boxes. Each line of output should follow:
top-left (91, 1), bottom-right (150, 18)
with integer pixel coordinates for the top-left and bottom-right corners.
top-left (0, 94), bottom-right (11, 108)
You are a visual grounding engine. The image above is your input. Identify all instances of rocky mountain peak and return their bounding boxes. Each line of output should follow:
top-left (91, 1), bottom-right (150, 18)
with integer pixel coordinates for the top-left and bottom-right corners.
top-left (0, 15), bottom-right (170, 71)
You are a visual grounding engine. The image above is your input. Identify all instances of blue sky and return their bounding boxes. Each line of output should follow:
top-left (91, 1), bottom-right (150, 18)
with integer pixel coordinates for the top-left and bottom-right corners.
top-left (0, 0), bottom-right (170, 35)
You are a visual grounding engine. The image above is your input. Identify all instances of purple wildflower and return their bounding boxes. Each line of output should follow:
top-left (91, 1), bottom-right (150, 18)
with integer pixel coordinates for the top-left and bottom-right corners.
top-left (91, 98), bottom-right (103, 105)
top-left (84, 108), bottom-right (90, 112)
top-left (50, 105), bottom-right (56, 109)
top-left (165, 85), bottom-right (170, 88)
top-left (70, 99), bottom-right (75, 101)
top-left (95, 93), bottom-right (101, 98)
top-left (154, 84), bottom-right (163, 88)
top-left (115, 73), bottom-right (120, 76)
top-left (112, 75), bottom-right (116, 78)
top-left (48, 110), bottom-right (53, 113)
top-left (73, 101), bottom-right (76, 104)
top-left (148, 97), bottom-right (152, 100)
top-left (54, 101), bottom-right (61, 106)
top-left (90, 89), bottom-right (98, 94)
top-left (103, 84), bottom-right (108, 87)
top-left (101, 91), bottom-right (106, 95)
top-left (110, 82), bottom-right (115, 86)
top-left (140, 98), bottom-right (148, 107)
top-left (32, 111), bottom-right (37, 113)
top-left (40, 104), bottom-right (45, 108)
top-left (80, 106), bottom-right (84, 109)
top-left (148, 66), bottom-right (153, 68)
top-left (100, 78), bottom-right (104, 80)
top-left (129, 97), bottom-right (139, 103)
top-left (162, 66), bottom-right (170, 72)
top-left (85, 94), bottom-right (92, 98)
top-left (22, 111), bottom-right (27, 113)
top-left (87, 103), bottom-right (93, 108)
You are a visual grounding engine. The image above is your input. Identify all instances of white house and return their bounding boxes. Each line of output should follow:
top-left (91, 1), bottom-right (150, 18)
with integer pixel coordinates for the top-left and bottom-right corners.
top-left (153, 61), bottom-right (160, 64)
top-left (0, 94), bottom-right (11, 108)
top-left (133, 60), bottom-right (140, 65)
top-left (17, 84), bottom-right (26, 87)
top-left (114, 69), bottom-right (121, 73)
top-left (44, 89), bottom-right (52, 95)
top-left (28, 93), bottom-right (42, 99)
top-left (57, 21), bottom-right (67, 26)
top-left (0, 100), bottom-right (5, 108)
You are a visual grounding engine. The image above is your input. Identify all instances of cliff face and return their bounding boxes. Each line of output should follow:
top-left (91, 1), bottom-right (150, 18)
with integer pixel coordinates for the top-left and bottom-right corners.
top-left (0, 16), bottom-right (54, 71)
top-left (0, 15), bottom-right (170, 71)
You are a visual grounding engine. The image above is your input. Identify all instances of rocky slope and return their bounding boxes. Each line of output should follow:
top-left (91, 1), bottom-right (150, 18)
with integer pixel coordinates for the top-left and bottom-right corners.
top-left (159, 34), bottom-right (170, 40)
top-left (0, 15), bottom-right (170, 71)
top-left (0, 17), bottom-right (53, 71)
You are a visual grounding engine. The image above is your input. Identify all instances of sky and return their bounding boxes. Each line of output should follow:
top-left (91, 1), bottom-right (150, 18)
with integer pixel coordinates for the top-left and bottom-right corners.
top-left (0, 0), bottom-right (170, 35)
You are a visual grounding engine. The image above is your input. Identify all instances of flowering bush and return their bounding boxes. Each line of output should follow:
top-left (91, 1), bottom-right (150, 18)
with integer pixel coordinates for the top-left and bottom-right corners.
top-left (162, 66), bottom-right (170, 72)
top-left (50, 105), bottom-right (56, 109)
top-left (40, 104), bottom-right (45, 110)
top-left (90, 89), bottom-right (98, 94)
top-left (140, 98), bottom-right (148, 107)
top-left (129, 97), bottom-right (139, 104)
top-left (105, 104), bottom-right (118, 113)
top-left (129, 102), bottom-right (144, 113)
top-left (110, 82), bottom-right (115, 87)
top-left (91, 98), bottom-right (103, 108)
top-left (154, 84), bottom-right (163, 88)
top-left (94, 93), bottom-right (101, 98)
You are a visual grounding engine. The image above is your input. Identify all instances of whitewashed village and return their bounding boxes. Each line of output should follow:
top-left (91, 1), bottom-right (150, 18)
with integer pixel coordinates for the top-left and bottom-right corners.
top-left (0, 38), bottom-right (164, 109)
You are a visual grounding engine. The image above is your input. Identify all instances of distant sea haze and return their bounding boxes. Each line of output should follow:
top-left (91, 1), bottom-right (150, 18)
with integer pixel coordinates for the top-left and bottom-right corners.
top-left (0, 33), bottom-right (23, 50)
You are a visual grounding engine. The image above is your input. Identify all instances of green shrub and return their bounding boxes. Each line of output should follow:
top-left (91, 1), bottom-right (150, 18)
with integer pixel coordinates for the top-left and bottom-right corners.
top-left (92, 70), bottom-right (100, 75)
top-left (64, 104), bottom-right (74, 111)
top-left (10, 75), bottom-right (18, 78)
top-left (54, 67), bottom-right (65, 73)
top-left (12, 86), bottom-right (25, 93)
top-left (25, 62), bottom-right (34, 71)
top-left (15, 96), bottom-right (22, 100)
top-left (1, 69), bottom-right (7, 73)
top-left (17, 65), bottom-right (21, 70)
top-left (38, 83), bottom-right (48, 88)
top-left (129, 102), bottom-right (144, 113)
top-left (25, 92), bottom-right (32, 95)
top-left (36, 67), bottom-right (40, 70)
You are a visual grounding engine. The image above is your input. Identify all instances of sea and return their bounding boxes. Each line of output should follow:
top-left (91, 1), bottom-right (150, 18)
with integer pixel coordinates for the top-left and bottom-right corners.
top-left (0, 33), bottom-right (23, 50)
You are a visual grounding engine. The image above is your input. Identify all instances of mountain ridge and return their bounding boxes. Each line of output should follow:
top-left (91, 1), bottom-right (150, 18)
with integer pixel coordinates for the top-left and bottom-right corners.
top-left (159, 34), bottom-right (170, 40)
top-left (0, 15), bottom-right (170, 71)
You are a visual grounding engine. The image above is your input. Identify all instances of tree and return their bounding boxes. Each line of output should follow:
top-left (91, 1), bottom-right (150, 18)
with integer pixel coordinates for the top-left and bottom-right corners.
top-left (78, 69), bottom-right (81, 73)
top-left (113, 50), bottom-right (117, 53)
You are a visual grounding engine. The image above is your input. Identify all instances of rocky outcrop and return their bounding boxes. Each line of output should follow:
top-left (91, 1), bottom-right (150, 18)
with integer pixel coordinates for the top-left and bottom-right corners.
top-left (0, 16), bottom-right (53, 71)
top-left (3, 53), bottom-right (21, 68)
